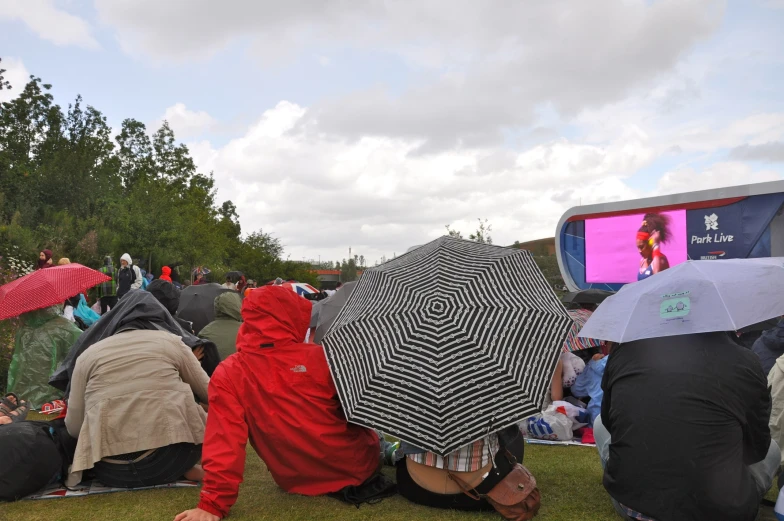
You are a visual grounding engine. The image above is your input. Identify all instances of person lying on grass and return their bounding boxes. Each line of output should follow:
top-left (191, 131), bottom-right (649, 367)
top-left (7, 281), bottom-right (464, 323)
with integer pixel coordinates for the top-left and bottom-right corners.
top-left (175, 285), bottom-right (386, 521)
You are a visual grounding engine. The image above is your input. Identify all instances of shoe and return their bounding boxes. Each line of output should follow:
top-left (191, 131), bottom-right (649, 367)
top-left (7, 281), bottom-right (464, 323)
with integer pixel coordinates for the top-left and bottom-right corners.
top-left (383, 441), bottom-right (400, 466)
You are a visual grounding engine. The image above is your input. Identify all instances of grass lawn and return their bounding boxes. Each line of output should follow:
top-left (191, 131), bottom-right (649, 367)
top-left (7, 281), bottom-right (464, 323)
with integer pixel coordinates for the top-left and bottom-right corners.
top-left (1, 441), bottom-right (619, 521)
top-left (1, 415), bottom-right (777, 520)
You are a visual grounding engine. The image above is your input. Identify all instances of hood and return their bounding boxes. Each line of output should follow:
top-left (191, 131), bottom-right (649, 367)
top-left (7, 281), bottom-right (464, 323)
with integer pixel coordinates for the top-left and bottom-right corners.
top-left (236, 285), bottom-right (311, 352)
top-left (21, 305), bottom-right (64, 327)
top-left (214, 292), bottom-right (242, 322)
top-left (120, 253), bottom-right (133, 266)
top-left (104, 256), bottom-right (113, 267)
top-left (759, 319), bottom-right (784, 350)
top-left (161, 266), bottom-right (171, 276)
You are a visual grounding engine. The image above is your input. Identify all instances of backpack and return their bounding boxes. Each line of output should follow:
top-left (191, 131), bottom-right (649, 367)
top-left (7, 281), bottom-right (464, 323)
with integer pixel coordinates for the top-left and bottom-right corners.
top-left (0, 421), bottom-right (62, 501)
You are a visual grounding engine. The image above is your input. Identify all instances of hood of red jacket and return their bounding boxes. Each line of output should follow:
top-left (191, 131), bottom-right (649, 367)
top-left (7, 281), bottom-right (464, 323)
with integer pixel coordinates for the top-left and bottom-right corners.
top-left (161, 266), bottom-right (171, 276)
top-left (237, 285), bottom-right (311, 351)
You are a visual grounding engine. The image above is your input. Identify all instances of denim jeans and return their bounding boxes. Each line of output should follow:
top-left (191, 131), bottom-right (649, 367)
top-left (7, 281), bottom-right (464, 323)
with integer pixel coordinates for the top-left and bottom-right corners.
top-left (593, 416), bottom-right (781, 521)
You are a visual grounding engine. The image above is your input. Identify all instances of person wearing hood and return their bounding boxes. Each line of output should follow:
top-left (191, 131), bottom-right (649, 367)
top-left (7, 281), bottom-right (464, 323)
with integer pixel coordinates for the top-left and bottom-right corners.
top-left (98, 256), bottom-right (118, 314)
top-left (174, 286), bottom-right (385, 521)
top-left (117, 253), bottom-right (142, 299)
top-left (160, 266), bottom-right (173, 283)
top-left (198, 293), bottom-right (242, 360)
top-left (36, 249), bottom-right (54, 270)
top-left (7, 306), bottom-right (82, 409)
top-left (752, 318), bottom-right (784, 376)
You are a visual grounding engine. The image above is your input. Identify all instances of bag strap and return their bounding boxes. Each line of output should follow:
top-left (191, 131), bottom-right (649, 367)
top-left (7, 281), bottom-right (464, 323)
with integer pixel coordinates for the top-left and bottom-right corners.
top-left (447, 471), bottom-right (483, 501)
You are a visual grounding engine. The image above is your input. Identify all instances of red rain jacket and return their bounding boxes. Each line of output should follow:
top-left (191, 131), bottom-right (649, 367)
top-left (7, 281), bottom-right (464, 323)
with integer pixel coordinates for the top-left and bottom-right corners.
top-left (197, 286), bottom-right (380, 518)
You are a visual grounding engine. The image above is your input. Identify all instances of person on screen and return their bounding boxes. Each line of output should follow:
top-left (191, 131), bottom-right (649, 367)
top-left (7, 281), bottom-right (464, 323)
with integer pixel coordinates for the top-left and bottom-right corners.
top-left (636, 213), bottom-right (671, 281)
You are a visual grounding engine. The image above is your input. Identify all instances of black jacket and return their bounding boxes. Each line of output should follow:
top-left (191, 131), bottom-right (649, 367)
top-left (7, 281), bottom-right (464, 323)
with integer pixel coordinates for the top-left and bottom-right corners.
top-left (601, 333), bottom-right (771, 521)
top-left (752, 319), bottom-right (784, 376)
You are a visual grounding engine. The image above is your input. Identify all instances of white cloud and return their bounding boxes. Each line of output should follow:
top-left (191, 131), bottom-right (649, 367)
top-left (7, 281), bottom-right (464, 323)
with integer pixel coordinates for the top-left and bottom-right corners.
top-left (0, 57), bottom-right (30, 103)
top-left (153, 103), bottom-right (216, 140)
top-left (188, 101), bottom-right (648, 263)
top-left (655, 162), bottom-right (783, 195)
top-left (95, 0), bottom-right (722, 150)
top-left (0, 0), bottom-right (99, 49)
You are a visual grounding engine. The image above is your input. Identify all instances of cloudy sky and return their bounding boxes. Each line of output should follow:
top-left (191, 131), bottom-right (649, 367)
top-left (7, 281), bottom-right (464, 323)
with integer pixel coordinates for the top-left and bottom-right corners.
top-left (2, 1), bottom-right (783, 265)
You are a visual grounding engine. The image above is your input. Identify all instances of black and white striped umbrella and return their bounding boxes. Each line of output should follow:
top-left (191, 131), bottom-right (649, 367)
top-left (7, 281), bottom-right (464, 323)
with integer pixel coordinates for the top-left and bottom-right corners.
top-left (322, 236), bottom-right (573, 455)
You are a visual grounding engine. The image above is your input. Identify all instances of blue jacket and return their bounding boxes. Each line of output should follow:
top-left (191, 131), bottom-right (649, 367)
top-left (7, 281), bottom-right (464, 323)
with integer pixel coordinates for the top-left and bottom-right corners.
top-left (571, 355), bottom-right (608, 424)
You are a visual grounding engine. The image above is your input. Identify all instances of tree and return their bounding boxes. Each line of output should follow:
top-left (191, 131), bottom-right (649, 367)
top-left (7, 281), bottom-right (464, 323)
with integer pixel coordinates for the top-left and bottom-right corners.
top-left (468, 218), bottom-right (493, 244)
top-left (0, 58), bottom-right (11, 91)
top-left (445, 224), bottom-right (463, 239)
top-left (340, 258), bottom-right (358, 282)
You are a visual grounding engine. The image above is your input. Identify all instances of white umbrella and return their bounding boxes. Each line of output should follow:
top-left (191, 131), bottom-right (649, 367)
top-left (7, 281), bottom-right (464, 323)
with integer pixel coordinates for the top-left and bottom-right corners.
top-left (578, 258), bottom-right (784, 343)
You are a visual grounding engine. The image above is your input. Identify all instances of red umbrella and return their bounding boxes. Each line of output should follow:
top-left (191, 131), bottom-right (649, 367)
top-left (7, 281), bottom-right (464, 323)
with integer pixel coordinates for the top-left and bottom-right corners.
top-left (0, 263), bottom-right (110, 320)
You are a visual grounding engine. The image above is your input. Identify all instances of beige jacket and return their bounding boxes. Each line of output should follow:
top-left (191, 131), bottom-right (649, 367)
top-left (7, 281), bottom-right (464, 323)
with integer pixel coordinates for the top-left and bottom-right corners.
top-left (768, 356), bottom-right (784, 466)
top-left (65, 330), bottom-right (209, 480)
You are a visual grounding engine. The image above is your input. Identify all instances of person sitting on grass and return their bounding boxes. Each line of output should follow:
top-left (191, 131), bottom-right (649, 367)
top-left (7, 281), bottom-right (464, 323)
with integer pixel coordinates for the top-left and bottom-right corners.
top-left (65, 328), bottom-right (209, 488)
top-left (595, 332), bottom-right (779, 521)
top-left (174, 285), bottom-right (389, 521)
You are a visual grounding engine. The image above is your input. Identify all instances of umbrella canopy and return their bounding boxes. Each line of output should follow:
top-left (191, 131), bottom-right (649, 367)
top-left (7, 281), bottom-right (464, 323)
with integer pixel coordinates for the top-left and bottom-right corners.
top-left (280, 282), bottom-right (318, 296)
top-left (0, 264), bottom-right (110, 320)
top-left (177, 283), bottom-right (234, 334)
top-left (322, 236), bottom-right (573, 455)
top-left (562, 309), bottom-right (603, 352)
top-left (578, 258), bottom-right (784, 344)
top-left (314, 281), bottom-right (358, 344)
top-left (561, 289), bottom-right (615, 306)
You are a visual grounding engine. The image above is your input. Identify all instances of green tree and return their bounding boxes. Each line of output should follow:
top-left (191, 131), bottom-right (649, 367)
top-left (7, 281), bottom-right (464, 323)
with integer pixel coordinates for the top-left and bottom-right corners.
top-left (468, 218), bottom-right (493, 244)
top-left (340, 258), bottom-right (358, 282)
top-left (445, 224), bottom-right (463, 239)
top-left (0, 58), bottom-right (11, 91)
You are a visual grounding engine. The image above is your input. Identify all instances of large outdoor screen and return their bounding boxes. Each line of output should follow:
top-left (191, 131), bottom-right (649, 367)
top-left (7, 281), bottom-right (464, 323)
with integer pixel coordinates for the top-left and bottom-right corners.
top-left (585, 210), bottom-right (688, 284)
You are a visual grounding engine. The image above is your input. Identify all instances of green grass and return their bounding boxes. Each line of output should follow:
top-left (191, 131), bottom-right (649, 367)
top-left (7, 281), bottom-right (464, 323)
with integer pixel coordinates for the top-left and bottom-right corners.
top-left (2, 417), bottom-right (777, 520)
top-left (0, 442), bottom-right (618, 521)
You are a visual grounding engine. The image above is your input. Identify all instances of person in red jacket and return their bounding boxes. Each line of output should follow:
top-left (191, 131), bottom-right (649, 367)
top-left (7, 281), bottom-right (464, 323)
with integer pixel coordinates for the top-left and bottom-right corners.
top-left (174, 285), bottom-right (382, 521)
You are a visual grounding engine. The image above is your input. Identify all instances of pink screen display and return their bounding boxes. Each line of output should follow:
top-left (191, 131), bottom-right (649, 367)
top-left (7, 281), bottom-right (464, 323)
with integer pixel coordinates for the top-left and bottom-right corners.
top-left (585, 210), bottom-right (687, 284)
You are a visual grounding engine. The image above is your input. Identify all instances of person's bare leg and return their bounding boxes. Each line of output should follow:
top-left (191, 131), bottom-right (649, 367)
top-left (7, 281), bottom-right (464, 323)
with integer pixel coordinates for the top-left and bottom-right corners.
top-left (551, 359), bottom-right (564, 402)
top-left (184, 465), bottom-right (204, 482)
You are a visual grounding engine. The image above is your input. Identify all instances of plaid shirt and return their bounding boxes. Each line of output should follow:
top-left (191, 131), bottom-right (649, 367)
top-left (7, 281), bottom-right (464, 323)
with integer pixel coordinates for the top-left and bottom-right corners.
top-left (98, 265), bottom-right (117, 297)
top-left (405, 434), bottom-right (499, 472)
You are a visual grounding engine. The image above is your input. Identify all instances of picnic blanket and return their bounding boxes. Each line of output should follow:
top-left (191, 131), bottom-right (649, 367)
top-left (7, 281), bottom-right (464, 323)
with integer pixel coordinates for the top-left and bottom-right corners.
top-left (525, 439), bottom-right (596, 448)
top-left (24, 479), bottom-right (198, 500)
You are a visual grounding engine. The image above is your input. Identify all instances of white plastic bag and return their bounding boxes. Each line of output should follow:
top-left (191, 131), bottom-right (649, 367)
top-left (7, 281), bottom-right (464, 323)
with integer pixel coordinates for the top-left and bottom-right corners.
top-left (522, 409), bottom-right (574, 441)
top-left (551, 400), bottom-right (589, 430)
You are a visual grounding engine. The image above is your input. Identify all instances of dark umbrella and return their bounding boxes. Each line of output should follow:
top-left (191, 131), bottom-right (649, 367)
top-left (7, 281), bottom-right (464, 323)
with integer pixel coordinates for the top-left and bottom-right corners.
top-left (561, 289), bottom-right (615, 306)
top-left (322, 236), bottom-right (573, 456)
top-left (177, 283), bottom-right (234, 334)
top-left (49, 291), bottom-right (220, 395)
top-left (314, 281), bottom-right (357, 344)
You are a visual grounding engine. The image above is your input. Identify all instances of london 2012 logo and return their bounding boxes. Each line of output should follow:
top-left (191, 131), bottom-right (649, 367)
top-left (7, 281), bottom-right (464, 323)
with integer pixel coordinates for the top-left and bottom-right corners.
top-left (692, 212), bottom-right (733, 252)
top-left (704, 213), bottom-right (719, 231)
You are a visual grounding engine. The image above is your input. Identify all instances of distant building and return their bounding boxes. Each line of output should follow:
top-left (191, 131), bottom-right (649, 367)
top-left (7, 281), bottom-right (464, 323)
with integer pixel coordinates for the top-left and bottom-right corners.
top-left (313, 269), bottom-right (364, 289)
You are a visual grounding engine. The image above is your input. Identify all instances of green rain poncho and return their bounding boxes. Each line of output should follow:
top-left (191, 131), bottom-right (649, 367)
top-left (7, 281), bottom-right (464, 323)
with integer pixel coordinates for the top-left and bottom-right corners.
top-left (7, 306), bottom-right (82, 408)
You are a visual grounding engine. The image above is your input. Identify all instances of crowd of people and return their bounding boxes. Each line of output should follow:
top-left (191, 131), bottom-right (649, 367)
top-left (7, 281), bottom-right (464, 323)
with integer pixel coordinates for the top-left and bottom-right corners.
top-left (2, 246), bottom-right (784, 521)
